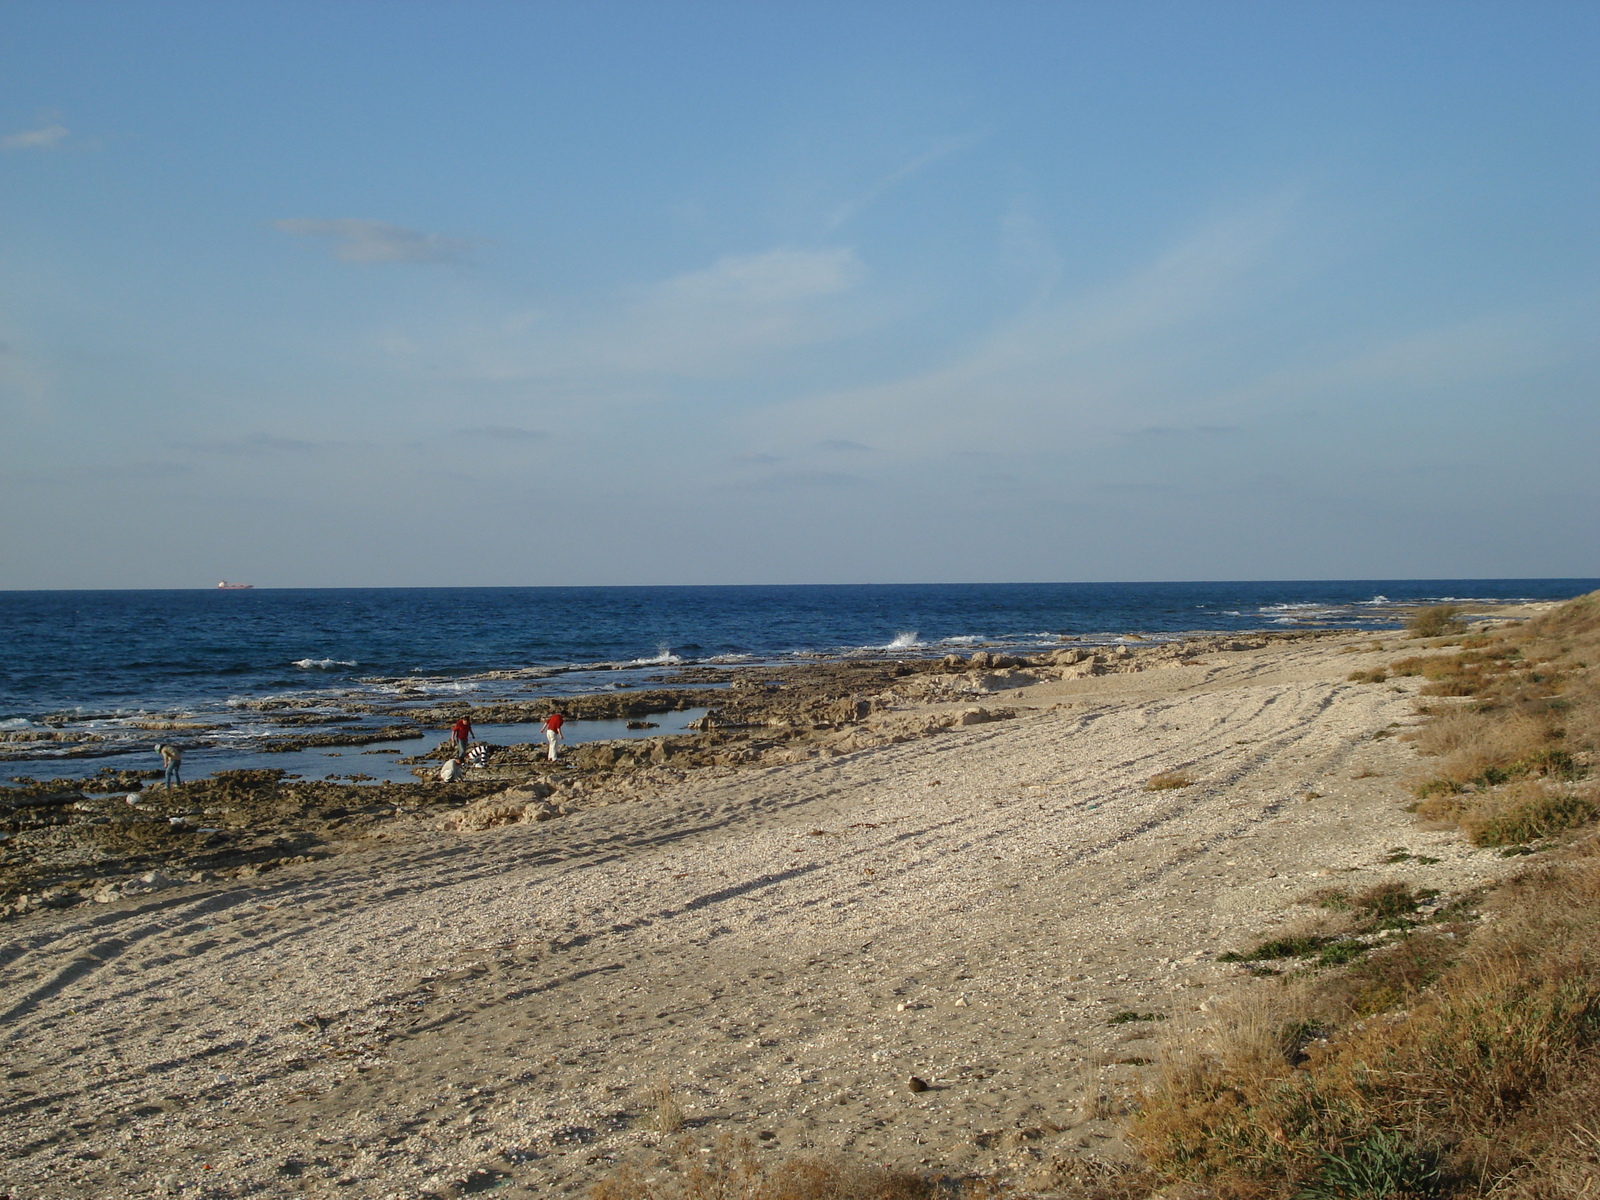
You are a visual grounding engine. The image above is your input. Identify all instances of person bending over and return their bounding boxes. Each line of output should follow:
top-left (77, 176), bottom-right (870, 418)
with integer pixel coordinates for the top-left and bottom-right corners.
top-left (156, 743), bottom-right (183, 789)
top-left (542, 711), bottom-right (565, 762)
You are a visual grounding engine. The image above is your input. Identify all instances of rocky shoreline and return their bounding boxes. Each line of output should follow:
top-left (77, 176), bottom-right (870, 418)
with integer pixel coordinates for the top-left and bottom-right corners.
top-left (0, 633), bottom-right (1321, 918)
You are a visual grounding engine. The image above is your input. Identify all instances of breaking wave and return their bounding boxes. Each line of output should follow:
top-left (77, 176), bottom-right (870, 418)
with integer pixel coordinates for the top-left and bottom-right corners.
top-left (631, 644), bottom-right (683, 666)
top-left (292, 658), bottom-right (359, 670)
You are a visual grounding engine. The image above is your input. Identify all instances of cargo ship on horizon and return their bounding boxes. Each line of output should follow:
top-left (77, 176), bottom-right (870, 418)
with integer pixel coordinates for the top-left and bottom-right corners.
top-left (216, 580), bottom-right (254, 589)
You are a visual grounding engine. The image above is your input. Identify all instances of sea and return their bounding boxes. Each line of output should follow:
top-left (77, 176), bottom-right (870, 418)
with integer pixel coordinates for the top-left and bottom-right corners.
top-left (2, 580), bottom-right (1593, 786)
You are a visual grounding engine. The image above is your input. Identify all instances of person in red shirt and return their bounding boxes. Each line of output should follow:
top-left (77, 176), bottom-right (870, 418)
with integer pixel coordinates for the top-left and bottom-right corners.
top-left (541, 711), bottom-right (565, 762)
top-left (450, 716), bottom-right (473, 758)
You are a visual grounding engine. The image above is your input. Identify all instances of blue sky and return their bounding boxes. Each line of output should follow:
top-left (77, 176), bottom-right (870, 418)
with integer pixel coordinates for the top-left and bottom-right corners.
top-left (2, 1), bottom-right (1596, 587)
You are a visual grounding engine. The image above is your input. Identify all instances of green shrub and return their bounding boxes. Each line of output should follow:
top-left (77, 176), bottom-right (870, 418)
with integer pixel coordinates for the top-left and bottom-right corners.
top-left (1297, 1131), bottom-right (1445, 1199)
top-left (1406, 606), bottom-right (1464, 639)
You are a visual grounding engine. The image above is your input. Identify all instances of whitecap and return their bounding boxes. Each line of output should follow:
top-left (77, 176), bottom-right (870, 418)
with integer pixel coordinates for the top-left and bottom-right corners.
top-left (292, 658), bottom-right (359, 670)
top-left (883, 631), bottom-right (923, 650)
top-left (631, 644), bottom-right (683, 666)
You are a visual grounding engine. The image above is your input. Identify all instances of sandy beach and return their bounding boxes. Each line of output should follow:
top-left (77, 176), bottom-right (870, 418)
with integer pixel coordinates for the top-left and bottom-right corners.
top-left (0, 625), bottom-right (1544, 1198)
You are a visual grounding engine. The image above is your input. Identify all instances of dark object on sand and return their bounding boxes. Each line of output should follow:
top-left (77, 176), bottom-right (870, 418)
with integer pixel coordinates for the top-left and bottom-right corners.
top-left (907, 1076), bottom-right (930, 1093)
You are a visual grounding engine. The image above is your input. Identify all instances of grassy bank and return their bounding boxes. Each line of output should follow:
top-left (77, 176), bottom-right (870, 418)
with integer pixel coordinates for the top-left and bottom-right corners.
top-left (1133, 593), bottom-right (1600, 1199)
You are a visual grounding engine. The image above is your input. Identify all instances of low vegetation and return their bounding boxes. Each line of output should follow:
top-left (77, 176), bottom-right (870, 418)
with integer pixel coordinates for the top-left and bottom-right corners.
top-left (1132, 590), bottom-right (1600, 1199)
top-left (590, 1135), bottom-right (964, 1200)
top-left (1133, 843), bottom-right (1600, 1198)
top-left (1406, 603), bottom-right (1466, 639)
top-left (1144, 769), bottom-right (1195, 791)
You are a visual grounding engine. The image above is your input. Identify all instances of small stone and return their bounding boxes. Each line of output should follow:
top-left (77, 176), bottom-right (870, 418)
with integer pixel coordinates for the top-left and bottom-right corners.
top-left (953, 996), bottom-right (969, 1007)
top-left (907, 1076), bottom-right (930, 1093)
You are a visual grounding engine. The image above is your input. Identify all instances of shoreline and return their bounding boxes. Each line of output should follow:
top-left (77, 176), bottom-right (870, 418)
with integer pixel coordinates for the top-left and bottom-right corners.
top-left (0, 608), bottom-right (1568, 1196)
top-left (0, 592), bottom-right (1559, 781)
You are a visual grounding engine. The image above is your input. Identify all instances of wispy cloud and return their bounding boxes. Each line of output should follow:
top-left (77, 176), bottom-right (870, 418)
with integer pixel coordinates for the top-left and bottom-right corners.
top-left (2, 121), bottom-right (70, 151)
top-left (271, 219), bottom-right (473, 264)
top-left (29, 460), bottom-right (197, 484)
top-left (1122, 424), bottom-right (1239, 439)
top-left (747, 194), bottom-right (1302, 456)
top-left (447, 425), bottom-right (548, 442)
top-left (825, 136), bottom-right (977, 232)
top-left (435, 246), bottom-right (869, 380)
top-left (173, 433), bottom-right (320, 455)
top-left (726, 470), bottom-right (867, 491)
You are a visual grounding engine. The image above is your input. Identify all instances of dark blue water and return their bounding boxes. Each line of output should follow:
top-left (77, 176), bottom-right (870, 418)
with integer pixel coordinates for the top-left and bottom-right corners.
top-left (1, 580), bottom-right (1592, 780)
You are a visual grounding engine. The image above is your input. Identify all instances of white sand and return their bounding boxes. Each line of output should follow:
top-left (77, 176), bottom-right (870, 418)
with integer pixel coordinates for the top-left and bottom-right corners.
top-left (0, 633), bottom-right (1527, 1197)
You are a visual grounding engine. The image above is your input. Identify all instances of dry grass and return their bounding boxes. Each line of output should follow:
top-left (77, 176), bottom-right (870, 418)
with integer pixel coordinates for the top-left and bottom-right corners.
top-left (591, 1134), bottom-right (978, 1200)
top-left (1128, 591), bottom-right (1600, 1199)
top-left (1406, 605), bottom-right (1466, 638)
top-left (649, 1080), bottom-right (686, 1135)
top-left (1457, 780), bottom-right (1600, 847)
top-left (1131, 848), bottom-right (1600, 1198)
top-left (1144, 769), bottom-right (1196, 791)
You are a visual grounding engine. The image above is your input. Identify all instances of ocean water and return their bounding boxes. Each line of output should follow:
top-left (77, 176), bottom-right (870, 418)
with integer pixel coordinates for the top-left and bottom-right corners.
top-left (1, 580), bottom-right (1592, 784)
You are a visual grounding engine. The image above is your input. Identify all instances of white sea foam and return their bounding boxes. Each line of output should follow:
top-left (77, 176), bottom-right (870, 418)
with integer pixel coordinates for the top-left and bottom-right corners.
top-left (0, 717), bottom-right (35, 730)
top-left (631, 644), bottom-right (683, 666)
top-left (884, 631), bottom-right (922, 650)
top-left (292, 658), bottom-right (359, 670)
top-left (939, 635), bottom-right (983, 645)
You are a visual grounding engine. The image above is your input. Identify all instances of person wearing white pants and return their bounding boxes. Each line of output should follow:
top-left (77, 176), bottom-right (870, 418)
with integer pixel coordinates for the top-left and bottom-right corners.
top-left (542, 711), bottom-right (565, 761)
